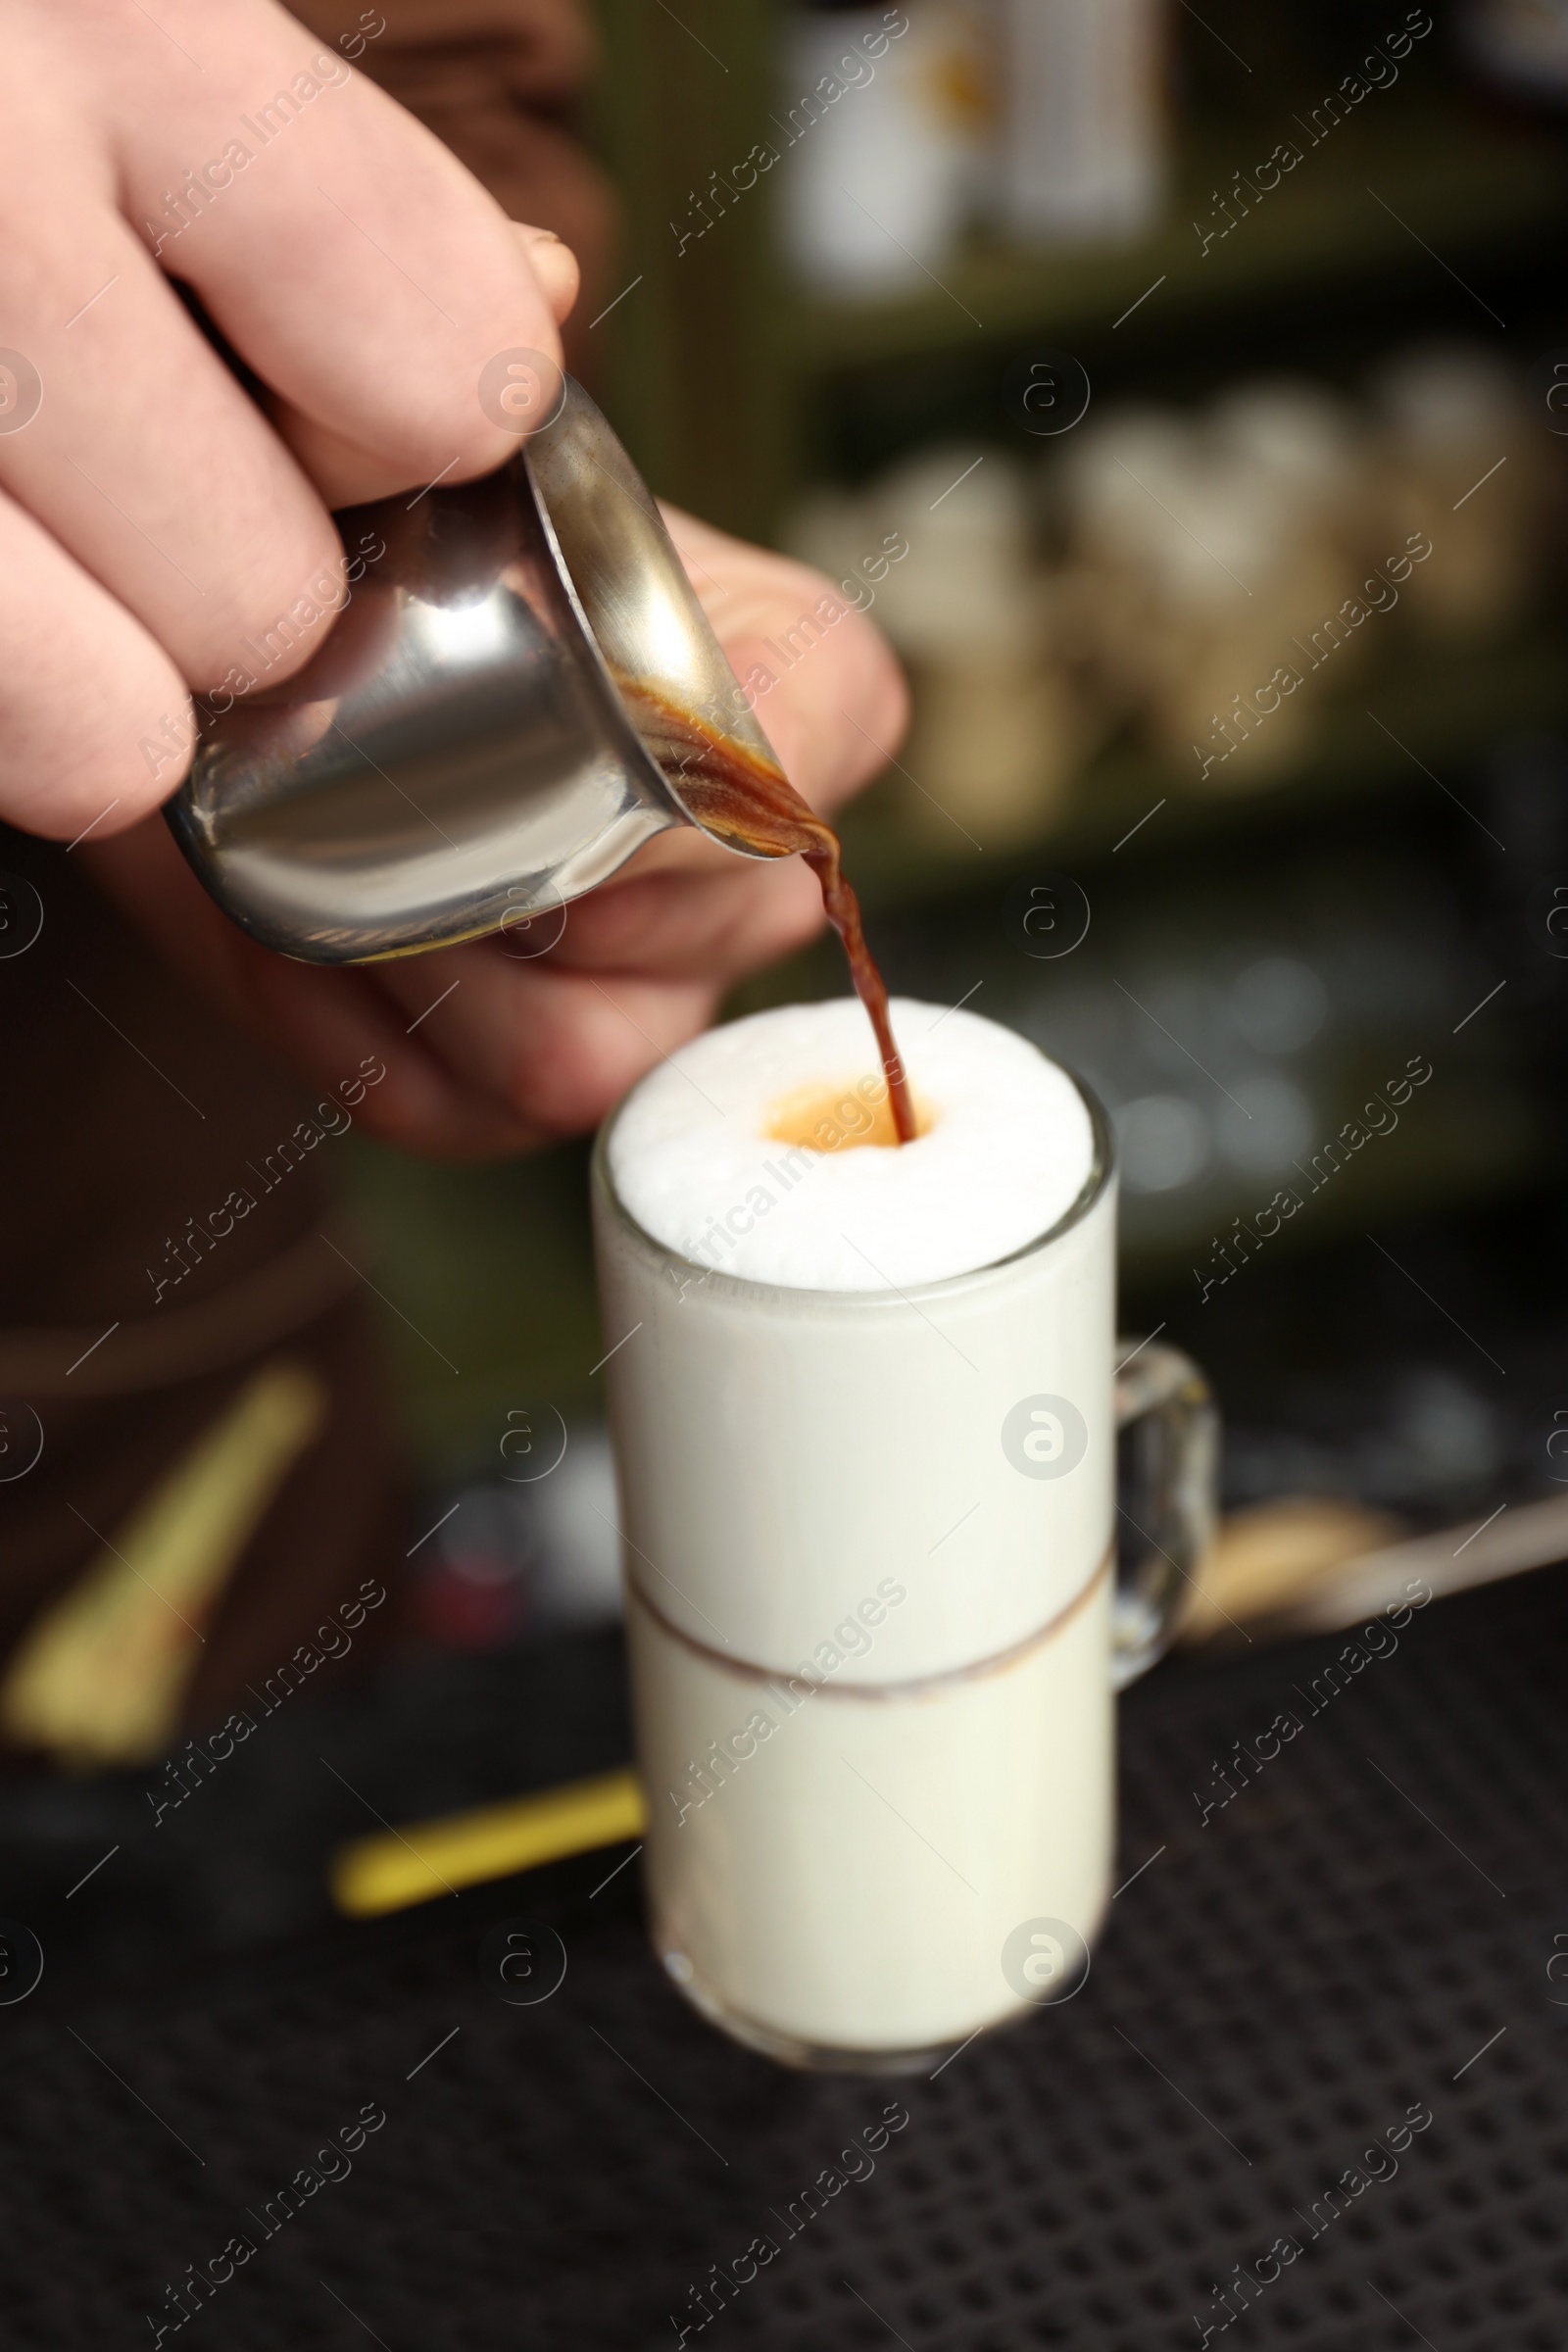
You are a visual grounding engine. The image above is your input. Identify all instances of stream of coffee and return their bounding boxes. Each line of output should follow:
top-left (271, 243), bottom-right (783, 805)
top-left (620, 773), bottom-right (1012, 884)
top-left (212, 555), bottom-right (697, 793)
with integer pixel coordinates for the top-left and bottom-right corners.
top-left (621, 683), bottom-right (916, 1145)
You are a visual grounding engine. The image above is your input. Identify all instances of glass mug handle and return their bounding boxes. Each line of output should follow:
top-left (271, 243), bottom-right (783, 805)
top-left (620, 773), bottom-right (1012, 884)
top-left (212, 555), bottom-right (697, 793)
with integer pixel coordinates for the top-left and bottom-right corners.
top-left (1111, 1340), bottom-right (1219, 1690)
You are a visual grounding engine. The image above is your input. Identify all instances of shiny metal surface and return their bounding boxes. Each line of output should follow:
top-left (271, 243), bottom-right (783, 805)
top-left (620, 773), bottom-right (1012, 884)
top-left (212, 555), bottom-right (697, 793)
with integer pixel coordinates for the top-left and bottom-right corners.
top-left (167, 377), bottom-right (787, 964)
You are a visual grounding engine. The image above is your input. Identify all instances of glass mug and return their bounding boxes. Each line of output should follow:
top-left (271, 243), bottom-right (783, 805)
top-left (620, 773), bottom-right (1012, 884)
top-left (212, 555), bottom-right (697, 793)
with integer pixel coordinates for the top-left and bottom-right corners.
top-left (591, 1070), bottom-right (1216, 2072)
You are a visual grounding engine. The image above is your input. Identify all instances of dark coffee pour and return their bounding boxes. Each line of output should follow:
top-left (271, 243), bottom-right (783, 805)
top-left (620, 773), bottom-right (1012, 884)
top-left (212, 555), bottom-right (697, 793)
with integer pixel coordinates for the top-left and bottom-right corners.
top-left (619, 682), bottom-right (916, 1146)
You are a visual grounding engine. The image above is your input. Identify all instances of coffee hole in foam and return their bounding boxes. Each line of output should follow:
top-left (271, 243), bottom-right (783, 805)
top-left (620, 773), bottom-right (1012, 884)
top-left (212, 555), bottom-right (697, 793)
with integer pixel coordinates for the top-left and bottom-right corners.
top-left (763, 1080), bottom-right (937, 1154)
top-left (611, 999), bottom-right (1094, 1291)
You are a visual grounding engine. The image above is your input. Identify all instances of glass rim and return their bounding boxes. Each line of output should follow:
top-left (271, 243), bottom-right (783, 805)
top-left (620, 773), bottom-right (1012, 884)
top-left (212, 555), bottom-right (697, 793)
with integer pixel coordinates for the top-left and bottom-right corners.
top-left (589, 1043), bottom-right (1116, 1306)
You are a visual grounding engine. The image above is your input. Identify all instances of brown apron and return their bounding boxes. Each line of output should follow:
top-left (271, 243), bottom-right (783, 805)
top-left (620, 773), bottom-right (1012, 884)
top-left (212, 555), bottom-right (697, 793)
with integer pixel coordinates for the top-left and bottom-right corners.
top-left (0, 0), bottom-right (611, 1768)
top-left (0, 825), bottom-right (403, 1763)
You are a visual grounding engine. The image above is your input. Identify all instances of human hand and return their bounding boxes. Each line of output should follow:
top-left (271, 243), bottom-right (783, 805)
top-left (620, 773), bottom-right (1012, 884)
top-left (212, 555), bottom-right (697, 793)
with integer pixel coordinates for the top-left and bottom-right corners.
top-left (0, 0), bottom-right (574, 842)
top-left (290, 0), bottom-right (616, 373)
top-left (85, 505), bottom-right (909, 1156)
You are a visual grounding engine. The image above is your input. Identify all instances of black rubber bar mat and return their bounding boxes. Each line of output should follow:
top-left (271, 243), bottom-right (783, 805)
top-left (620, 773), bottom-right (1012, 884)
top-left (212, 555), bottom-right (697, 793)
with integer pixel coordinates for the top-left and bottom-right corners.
top-left (3, 1559), bottom-right (1564, 2351)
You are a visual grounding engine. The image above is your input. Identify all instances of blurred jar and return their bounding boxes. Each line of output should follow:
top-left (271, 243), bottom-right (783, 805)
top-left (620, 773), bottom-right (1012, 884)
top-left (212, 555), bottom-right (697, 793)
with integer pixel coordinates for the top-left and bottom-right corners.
top-left (866, 445), bottom-right (1083, 841)
top-left (1211, 381), bottom-right (1368, 579)
top-left (1061, 392), bottom-right (1365, 787)
top-left (1054, 408), bottom-right (1186, 713)
top-left (1204, 380), bottom-right (1370, 764)
top-left (1372, 347), bottom-right (1535, 639)
top-left (775, 1), bottom-right (988, 295)
top-left (991, 0), bottom-right (1169, 244)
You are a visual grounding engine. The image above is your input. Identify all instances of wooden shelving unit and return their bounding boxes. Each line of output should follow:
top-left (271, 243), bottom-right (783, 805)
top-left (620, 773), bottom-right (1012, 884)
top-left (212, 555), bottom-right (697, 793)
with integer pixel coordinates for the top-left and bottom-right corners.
top-left (788, 103), bottom-right (1568, 371)
top-left (832, 623), bottom-right (1564, 911)
top-left (588, 1), bottom-right (1568, 541)
top-left (333, 10), bottom-right (1568, 1479)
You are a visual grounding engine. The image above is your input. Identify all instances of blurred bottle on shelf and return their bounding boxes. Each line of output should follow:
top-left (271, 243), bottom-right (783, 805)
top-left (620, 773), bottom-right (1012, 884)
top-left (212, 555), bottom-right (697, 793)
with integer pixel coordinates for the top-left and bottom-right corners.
top-left (869, 445), bottom-right (1084, 842)
top-left (1060, 384), bottom-right (1366, 786)
top-left (787, 446), bottom-right (1083, 841)
top-left (788, 345), bottom-right (1551, 855)
top-left (991, 0), bottom-right (1169, 244)
top-left (1212, 383), bottom-right (1369, 573)
top-left (1372, 347), bottom-right (1536, 640)
top-left (775, 1), bottom-right (988, 295)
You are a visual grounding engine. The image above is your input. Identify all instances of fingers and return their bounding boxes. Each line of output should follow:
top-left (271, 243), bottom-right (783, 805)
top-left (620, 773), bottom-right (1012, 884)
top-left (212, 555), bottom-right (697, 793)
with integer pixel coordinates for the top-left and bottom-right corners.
top-left (88, 814), bottom-right (730, 1153)
top-left (92, 0), bottom-right (564, 500)
top-left (0, 194), bottom-right (344, 702)
top-left (0, 482), bottom-right (194, 839)
top-left (513, 225), bottom-right (580, 325)
top-left (356, 482), bottom-right (909, 1120)
top-left (367, 947), bottom-right (721, 1138)
top-left (660, 505), bottom-right (910, 809)
top-left (0, 0), bottom-right (584, 834)
top-left (227, 945), bottom-right (546, 1157)
top-left (548, 854), bottom-right (830, 983)
top-left (0, 9), bottom-right (345, 701)
top-left (536, 510), bottom-right (912, 982)
top-left (83, 813), bottom-right (541, 1155)
top-left (272, 222), bottom-right (581, 508)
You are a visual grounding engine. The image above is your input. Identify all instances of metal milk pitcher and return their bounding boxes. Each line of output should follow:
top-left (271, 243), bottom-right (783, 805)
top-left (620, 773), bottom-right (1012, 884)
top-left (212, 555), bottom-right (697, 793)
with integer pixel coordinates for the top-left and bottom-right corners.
top-left (167, 375), bottom-right (787, 963)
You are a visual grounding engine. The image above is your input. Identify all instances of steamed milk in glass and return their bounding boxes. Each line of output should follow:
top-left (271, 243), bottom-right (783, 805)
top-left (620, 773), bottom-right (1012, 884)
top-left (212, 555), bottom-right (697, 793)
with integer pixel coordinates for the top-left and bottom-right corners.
top-left (592, 748), bottom-right (1205, 2067)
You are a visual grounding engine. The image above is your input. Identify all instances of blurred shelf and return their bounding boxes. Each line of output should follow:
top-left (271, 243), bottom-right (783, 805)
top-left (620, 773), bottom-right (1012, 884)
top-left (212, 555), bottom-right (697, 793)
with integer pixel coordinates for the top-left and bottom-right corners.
top-left (790, 100), bottom-right (1568, 375)
top-left (592, 0), bottom-right (1568, 541)
top-left (1117, 1068), bottom-right (1542, 1279)
top-left (832, 621), bottom-right (1563, 911)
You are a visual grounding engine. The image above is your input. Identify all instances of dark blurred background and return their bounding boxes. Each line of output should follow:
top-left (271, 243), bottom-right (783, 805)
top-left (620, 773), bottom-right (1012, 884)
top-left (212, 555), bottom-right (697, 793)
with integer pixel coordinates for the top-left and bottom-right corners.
top-left (9, 0), bottom-right (1568, 1969)
top-left (8, 22), bottom-right (1568, 2346)
top-left (347, 0), bottom-right (1568, 1620)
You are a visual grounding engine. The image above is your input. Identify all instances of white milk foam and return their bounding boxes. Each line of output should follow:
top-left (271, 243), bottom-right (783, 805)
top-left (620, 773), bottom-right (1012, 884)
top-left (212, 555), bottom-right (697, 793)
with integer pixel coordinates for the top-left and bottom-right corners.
top-left (609, 999), bottom-right (1095, 1291)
